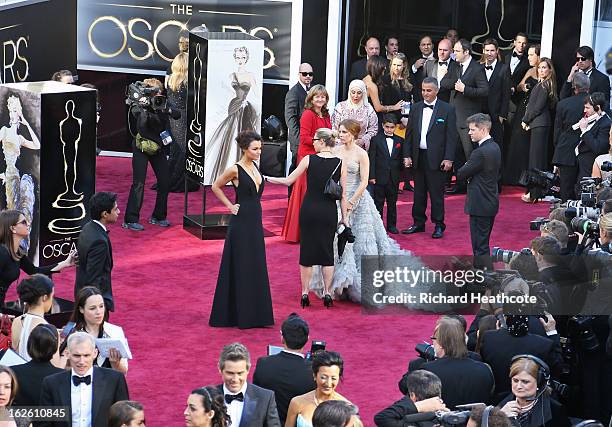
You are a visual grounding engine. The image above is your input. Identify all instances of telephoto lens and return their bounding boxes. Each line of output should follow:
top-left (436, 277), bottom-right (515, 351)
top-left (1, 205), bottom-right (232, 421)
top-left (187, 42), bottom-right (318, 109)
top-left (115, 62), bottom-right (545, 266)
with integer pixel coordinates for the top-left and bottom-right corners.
top-left (570, 217), bottom-right (599, 236)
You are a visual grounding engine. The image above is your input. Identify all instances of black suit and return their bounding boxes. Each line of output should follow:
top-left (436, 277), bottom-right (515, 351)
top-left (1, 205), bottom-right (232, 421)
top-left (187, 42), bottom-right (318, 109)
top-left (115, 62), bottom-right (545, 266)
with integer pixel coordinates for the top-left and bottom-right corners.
top-left (420, 357), bottom-right (494, 409)
top-left (410, 55), bottom-right (435, 102)
top-left (424, 59), bottom-right (454, 102)
top-left (503, 50), bottom-right (530, 104)
top-left (253, 351), bottom-right (315, 424)
top-left (480, 328), bottom-right (563, 399)
top-left (348, 57), bottom-right (368, 82)
top-left (553, 92), bottom-right (589, 200)
top-left (216, 383), bottom-right (281, 427)
top-left (11, 360), bottom-right (63, 406)
top-left (576, 115), bottom-right (612, 179)
top-left (457, 138), bottom-right (501, 270)
top-left (374, 396), bottom-right (434, 427)
top-left (560, 68), bottom-right (611, 105)
top-left (75, 221), bottom-right (114, 311)
top-left (369, 133), bottom-right (404, 228)
top-left (39, 367), bottom-right (129, 427)
top-left (483, 61), bottom-right (511, 148)
top-left (284, 83), bottom-right (308, 159)
top-left (404, 99), bottom-right (457, 228)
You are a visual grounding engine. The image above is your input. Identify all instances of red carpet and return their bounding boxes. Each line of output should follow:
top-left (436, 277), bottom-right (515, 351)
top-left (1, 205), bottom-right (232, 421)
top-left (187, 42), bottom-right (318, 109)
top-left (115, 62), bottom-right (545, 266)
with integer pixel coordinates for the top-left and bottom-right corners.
top-left (21, 158), bottom-right (550, 426)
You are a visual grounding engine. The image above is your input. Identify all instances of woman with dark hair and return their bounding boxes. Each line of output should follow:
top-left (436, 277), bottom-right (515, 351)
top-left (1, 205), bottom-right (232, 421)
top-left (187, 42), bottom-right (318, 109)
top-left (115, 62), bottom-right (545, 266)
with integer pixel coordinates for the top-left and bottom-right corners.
top-left (282, 85), bottom-right (332, 243)
top-left (209, 130), bottom-right (274, 328)
top-left (184, 386), bottom-right (230, 427)
top-left (69, 286), bottom-right (129, 374)
top-left (286, 351), bottom-right (356, 427)
top-left (266, 128), bottom-right (346, 308)
top-left (0, 365), bottom-right (19, 426)
top-left (11, 324), bottom-right (63, 406)
top-left (108, 400), bottom-right (146, 427)
top-left (0, 210), bottom-right (75, 307)
top-left (312, 401), bottom-right (360, 427)
top-left (331, 80), bottom-right (378, 151)
top-left (363, 56), bottom-right (404, 127)
top-left (11, 274), bottom-right (55, 361)
top-left (576, 92), bottom-right (612, 180)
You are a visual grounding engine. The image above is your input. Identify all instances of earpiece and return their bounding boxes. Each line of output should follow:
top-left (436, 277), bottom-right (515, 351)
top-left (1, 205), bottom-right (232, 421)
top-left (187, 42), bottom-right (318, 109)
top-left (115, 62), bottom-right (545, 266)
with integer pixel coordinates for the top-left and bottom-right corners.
top-left (511, 354), bottom-right (550, 401)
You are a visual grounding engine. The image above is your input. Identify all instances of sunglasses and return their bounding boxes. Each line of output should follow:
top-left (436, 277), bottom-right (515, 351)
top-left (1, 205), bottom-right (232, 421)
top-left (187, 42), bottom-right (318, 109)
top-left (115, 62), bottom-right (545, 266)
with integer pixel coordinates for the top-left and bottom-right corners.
top-left (16, 219), bottom-right (28, 226)
top-left (576, 56), bottom-right (589, 62)
top-left (300, 72), bottom-right (314, 77)
top-left (430, 336), bottom-right (437, 341)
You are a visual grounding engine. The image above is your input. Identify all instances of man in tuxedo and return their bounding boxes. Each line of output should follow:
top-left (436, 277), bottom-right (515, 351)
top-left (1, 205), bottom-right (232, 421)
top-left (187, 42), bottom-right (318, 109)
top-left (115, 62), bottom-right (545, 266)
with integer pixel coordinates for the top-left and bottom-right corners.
top-left (504, 33), bottom-right (530, 102)
top-left (402, 78), bottom-right (457, 239)
top-left (217, 342), bottom-right (281, 427)
top-left (553, 72), bottom-right (590, 201)
top-left (410, 35), bottom-right (435, 102)
top-left (75, 191), bottom-right (118, 311)
top-left (424, 38), bottom-right (453, 102)
top-left (441, 39), bottom-right (489, 194)
top-left (457, 114), bottom-right (501, 270)
top-left (284, 63), bottom-right (313, 196)
top-left (481, 38), bottom-right (511, 148)
top-left (348, 37), bottom-right (380, 82)
top-left (39, 332), bottom-right (129, 427)
top-left (384, 35), bottom-right (399, 64)
top-left (253, 314), bottom-right (315, 424)
top-left (369, 115), bottom-right (404, 234)
top-left (561, 45), bottom-right (611, 105)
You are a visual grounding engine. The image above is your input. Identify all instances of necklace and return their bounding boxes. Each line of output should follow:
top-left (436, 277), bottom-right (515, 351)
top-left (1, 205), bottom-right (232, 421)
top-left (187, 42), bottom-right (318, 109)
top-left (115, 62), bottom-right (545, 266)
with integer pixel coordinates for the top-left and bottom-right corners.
top-left (313, 392), bottom-right (336, 407)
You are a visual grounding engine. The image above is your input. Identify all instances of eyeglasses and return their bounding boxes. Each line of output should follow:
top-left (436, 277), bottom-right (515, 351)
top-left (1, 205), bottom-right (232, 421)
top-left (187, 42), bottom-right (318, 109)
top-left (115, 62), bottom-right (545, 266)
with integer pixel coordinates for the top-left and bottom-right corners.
top-left (312, 138), bottom-right (320, 141)
top-left (576, 56), bottom-right (589, 62)
top-left (430, 336), bottom-right (437, 341)
top-left (300, 72), bottom-right (314, 77)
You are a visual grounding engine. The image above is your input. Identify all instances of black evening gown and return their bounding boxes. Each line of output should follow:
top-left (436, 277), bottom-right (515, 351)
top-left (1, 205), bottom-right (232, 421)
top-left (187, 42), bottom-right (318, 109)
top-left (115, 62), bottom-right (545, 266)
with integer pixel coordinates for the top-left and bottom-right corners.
top-left (166, 84), bottom-right (197, 192)
top-left (209, 164), bottom-right (274, 329)
top-left (299, 155), bottom-right (341, 266)
top-left (503, 76), bottom-right (538, 185)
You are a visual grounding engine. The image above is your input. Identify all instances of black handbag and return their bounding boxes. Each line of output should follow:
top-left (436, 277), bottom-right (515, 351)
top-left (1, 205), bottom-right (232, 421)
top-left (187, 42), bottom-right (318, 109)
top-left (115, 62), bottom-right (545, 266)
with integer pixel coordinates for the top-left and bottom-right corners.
top-left (323, 159), bottom-right (342, 200)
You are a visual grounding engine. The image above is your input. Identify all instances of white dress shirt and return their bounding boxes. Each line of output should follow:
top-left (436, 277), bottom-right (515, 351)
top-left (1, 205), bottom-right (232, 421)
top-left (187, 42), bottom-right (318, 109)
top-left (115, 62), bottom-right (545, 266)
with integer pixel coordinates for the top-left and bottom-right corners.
top-left (419, 101), bottom-right (436, 149)
top-left (485, 60), bottom-right (497, 81)
top-left (385, 136), bottom-right (394, 155)
top-left (437, 60), bottom-right (449, 83)
top-left (71, 367), bottom-right (93, 427)
top-left (509, 51), bottom-right (521, 74)
top-left (92, 220), bottom-right (106, 232)
top-left (459, 56), bottom-right (472, 76)
top-left (478, 136), bottom-right (492, 146)
top-left (224, 383), bottom-right (247, 427)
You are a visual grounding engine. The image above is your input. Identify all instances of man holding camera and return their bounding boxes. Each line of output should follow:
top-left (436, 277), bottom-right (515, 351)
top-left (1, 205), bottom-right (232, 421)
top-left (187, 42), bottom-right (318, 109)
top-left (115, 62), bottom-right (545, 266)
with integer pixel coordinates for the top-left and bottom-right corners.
top-left (123, 78), bottom-right (179, 231)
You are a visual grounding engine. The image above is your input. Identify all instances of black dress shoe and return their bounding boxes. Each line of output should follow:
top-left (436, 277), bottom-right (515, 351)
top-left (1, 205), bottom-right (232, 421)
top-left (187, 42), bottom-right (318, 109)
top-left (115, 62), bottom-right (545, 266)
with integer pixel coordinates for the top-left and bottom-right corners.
top-left (401, 225), bottom-right (425, 234)
top-left (445, 186), bottom-right (466, 195)
top-left (387, 226), bottom-right (399, 234)
top-left (432, 225), bottom-right (444, 239)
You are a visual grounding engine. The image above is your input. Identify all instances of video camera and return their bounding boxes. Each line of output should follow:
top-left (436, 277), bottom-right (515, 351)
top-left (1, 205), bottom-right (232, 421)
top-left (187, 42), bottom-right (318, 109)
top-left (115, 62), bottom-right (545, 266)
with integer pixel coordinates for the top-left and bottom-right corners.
top-left (519, 168), bottom-right (559, 200)
top-left (415, 342), bottom-right (436, 361)
top-left (491, 247), bottom-right (531, 264)
top-left (125, 81), bottom-right (167, 110)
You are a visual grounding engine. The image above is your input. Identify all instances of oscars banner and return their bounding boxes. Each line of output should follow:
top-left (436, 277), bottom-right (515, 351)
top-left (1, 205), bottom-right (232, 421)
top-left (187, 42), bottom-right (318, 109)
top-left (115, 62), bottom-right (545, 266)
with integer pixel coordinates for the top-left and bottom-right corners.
top-left (0, 0), bottom-right (77, 84)
top-left (0, 82), bottom-right (96, 266)
top-left (77, 0), bottom-right (291, 81)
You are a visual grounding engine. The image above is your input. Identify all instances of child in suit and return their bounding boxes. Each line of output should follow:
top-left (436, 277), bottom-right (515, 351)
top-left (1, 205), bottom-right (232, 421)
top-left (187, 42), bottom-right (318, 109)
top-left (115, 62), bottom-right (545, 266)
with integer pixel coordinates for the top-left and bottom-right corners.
top-left (368, 114), bottom-right (404, 233)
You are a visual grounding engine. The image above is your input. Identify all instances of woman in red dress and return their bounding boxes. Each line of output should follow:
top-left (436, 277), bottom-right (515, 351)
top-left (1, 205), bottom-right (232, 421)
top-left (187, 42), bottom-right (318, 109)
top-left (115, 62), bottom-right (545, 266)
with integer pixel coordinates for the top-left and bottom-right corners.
top-left (281, 85), bottom-right (331, 242)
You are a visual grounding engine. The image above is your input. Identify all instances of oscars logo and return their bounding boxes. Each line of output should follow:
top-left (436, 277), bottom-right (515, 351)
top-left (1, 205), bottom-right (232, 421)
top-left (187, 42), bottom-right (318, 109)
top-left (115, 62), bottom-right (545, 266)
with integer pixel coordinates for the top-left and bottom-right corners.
top-left (187, 43), bottom-right (203, 159)
top-left (48, 100), bottom-right (86, 235)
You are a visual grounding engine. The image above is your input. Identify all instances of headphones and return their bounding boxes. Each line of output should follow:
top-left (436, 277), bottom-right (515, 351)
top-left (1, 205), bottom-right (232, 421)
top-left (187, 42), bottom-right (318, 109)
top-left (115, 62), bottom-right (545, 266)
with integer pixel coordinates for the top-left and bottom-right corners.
top-left (511, 354), bottom-right (550, 403)
top-left (481, 405), bottom-right (494, 427)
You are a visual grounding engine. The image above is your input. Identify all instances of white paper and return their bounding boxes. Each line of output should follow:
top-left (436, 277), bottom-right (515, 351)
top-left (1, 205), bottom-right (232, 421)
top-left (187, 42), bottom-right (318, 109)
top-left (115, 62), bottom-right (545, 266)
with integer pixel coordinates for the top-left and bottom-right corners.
top-left (0, 349), bottom-right (27, 366)
top-left (95, 338), bottom-right (133, 360)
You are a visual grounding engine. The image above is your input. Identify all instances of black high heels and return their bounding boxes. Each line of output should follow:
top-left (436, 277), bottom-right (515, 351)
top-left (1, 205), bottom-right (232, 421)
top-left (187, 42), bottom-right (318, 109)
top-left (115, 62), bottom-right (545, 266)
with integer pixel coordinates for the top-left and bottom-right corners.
top-left (301, 294), bottom-right (310, 308)
top-left (323, 294), bottom-right (333, 308)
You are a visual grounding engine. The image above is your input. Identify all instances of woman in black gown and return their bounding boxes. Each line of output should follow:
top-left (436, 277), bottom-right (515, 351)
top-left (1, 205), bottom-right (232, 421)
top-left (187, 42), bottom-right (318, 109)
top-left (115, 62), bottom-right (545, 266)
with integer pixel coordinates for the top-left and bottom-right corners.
top-left (209, 130), bottom-right (274, 329)
top-left (265, 128), bottom-right (345, 308)
top-left (0, 210), bottom-right (75, 307)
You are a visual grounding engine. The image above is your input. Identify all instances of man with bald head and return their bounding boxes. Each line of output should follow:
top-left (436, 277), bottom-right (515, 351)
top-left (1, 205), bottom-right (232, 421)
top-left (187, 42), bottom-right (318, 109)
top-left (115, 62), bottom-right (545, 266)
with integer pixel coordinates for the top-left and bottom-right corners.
top-left (39, 332), bottom-right (129, 427)
top-left (285, 63), bottom-right (314, 194)
top-left (425, 38), bottom-right (454, 102)
top-left (349, 36), bottom-right (380, 82)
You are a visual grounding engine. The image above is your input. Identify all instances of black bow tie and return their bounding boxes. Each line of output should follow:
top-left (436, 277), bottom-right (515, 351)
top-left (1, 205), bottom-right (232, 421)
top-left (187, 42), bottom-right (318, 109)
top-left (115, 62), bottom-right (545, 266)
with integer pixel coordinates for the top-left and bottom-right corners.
top-left (485, 65), bottom-right (493, 70)
top-left (424, 104), bottom-right (434, 109)
top-left (72, 375), bottom-right (91, 386)
top-left (438, 61), bottom-right (447, 67)
top-left (512, 52), bottom-right (523, 59)
top-left (225, 392), bottom-right (244, 404)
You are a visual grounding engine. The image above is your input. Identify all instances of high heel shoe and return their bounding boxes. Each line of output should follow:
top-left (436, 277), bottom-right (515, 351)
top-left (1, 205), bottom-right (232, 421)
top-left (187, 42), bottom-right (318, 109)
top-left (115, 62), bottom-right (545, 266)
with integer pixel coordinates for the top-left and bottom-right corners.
top-left (323, 294), bottom-right (333, 308)
top-left (301, 294), bottom-right (310, 308)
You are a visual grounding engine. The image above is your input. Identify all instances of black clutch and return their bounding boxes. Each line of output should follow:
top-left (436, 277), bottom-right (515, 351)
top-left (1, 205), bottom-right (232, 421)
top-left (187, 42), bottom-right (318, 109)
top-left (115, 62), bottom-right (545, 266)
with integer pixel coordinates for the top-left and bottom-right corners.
top-left (323, 159), bottom-right (342, 200)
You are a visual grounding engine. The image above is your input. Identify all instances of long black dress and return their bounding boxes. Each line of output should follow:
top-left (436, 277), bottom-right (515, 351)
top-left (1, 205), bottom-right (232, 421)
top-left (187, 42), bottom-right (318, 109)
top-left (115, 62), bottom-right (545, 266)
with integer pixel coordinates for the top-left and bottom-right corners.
top-left (299, 155), bottom-right (341, 266)
top-left (166, 83), bottom-right (197, 193)
top-left (209, 164), bottom-right (274, 329)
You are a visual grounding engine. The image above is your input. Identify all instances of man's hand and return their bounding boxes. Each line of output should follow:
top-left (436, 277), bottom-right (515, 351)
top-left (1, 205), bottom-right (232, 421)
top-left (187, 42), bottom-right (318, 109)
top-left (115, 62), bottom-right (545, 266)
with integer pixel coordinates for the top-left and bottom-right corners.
top-left (414, 58), bottom-right (426, 70)
top-left (414, 396), bottom-right (448, 413)
top-left (369, 179), bottom-right (376, 185)
top-left (539, 312), bottom-right (557, 333)
top-left (404, 157), bottom-right (413, 168)
top-left (567, 62), bottom-right (580, 82)
top-left (440, 160), bottom-right (453, 172)
top-left (455, 80), bottom-right (466, 93)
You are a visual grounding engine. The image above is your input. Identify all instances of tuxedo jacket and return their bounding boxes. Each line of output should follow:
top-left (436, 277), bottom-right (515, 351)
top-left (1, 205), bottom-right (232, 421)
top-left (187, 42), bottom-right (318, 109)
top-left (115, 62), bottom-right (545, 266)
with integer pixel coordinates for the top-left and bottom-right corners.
top-left (253, 351), bottom-right (315, 423)
top-left (483, 61), bottom-right (511, 120)
top-left (75, 221), bottom-right (114, 311)
top-left (424, 59), bottom-right (454, 102)
top-left (369, 133), bottom-right (404, 186)
top-left (576, 115), bottom-right (612, 176)
top-left (403, 100), bottom-right (457, 170)
top-left (560, 68), bottom-right (611, 105)
top-left (503, 51), bottom-right (530, 95)
top-left (374, 396), bottom-right (435, 427)
top-left (440, 59), bottom-right (489, 127)
top-left (216, 383), bottom-right (281, 427)
top-left (456, 139), bottom-right (501, 217)
top-left (348, 57), bottom-right (368, 82)
top-left (39, 367), bottom-right (129, 427)
top-left (552, 93), bottom-right (588, 166)
top-left (11, 360), bottom-right (63, 406)
top-left (410, 55), bottom-right (435, 102)
top-left (284, 83), bottom-right (308, 155)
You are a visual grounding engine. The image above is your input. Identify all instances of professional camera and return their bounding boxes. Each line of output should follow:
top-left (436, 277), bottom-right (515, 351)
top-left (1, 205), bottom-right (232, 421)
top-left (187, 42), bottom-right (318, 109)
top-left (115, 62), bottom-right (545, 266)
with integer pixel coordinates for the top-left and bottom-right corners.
top-left (530, 217), bottom-right (550, 230)
top-left (415, 342), bottom-right (436, 361)
top-left (578, 178), bottom-right (601, 207)
top-left (519, 168), bottom-right (559, 200)
top-left (491, 247), bottom-right (530, 264)
top-left (305, 340), bottom-right (326, 360)
top-left (571, 217), bottom-right (599, 237)
top-left (125, 81), bottom-right (167, 110)
top-left (564, 206), bottom-right (600, 220)
top-left (601, 161), bottom-right (612, 172)
top-left (402, 409), bottom-right (473, 426)
top-left (568, 315), bottom-right (600, 352)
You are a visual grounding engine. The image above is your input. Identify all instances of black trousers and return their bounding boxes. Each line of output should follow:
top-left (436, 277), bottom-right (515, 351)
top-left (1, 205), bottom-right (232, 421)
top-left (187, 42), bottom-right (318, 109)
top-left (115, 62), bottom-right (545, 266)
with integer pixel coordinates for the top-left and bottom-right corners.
top-left (413, 149), bottom-right (446, 227)
top-left (373, 179), bottom-right (399, 228)
top-left (558, 165), bottom-right (579, 201)
top-left (453, 127), bottom-right (474, 189)
top-left (125, 144), bottom-right (169, 223)
top-left (470, 215), bottom-right (495, 270)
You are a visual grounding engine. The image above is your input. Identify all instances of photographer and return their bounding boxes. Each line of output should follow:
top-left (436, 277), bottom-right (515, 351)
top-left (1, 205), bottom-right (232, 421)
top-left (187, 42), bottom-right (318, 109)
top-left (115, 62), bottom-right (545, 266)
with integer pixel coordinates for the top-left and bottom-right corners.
top-left (576, 93), bottom-right (611, 181)
top-left (123, 78), bottom-right (178, 231)
top-left (467, 406), bottom-right (511, 427)
top-left (375, 370), bottom-right (448, 427)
